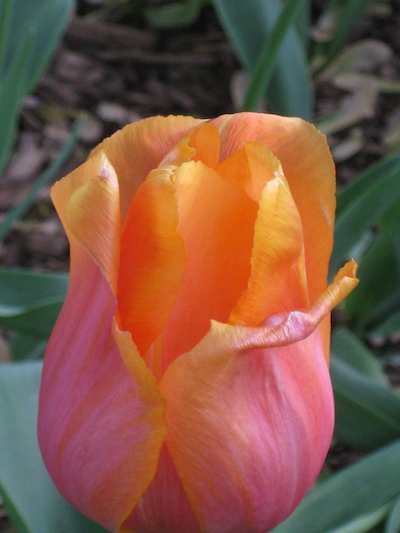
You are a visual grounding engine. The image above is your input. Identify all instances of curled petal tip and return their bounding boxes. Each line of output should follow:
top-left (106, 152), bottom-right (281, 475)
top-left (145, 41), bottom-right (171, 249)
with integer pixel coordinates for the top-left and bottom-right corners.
top-left (207, 259), bottom-right (358, 355)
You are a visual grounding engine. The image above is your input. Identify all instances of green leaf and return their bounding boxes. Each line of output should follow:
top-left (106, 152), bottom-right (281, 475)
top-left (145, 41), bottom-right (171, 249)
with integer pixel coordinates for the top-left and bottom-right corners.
top-left (330, 504), bottom-right (390, 533)
top-left (145, 0), bottom-right (209, 28)
top-left (0, 119), bottom-right (81, 241)
top-left (331, 357), bottom-right (400, 450)
top-left (241, 0), bottom-right (305, 112)
top-left (9, 334), bottom-right (46, 361)
top-left (213, 0), bottom-right (312, 118)
top-left (331, 163), bottom-right (400, 275)
top-left (385, 496), bottom-right (400, 533)
top-left (0, 269), bottom-right (67, 337)
top-left (0, 362), bottom-right (106, 533)
top-left (370, 311), bottom-right (400, 342)
top-left (345, 231), bottom-right (400, 327)
top-left (0, 28), bottom-right (35, 174)
top-left (294, 0), bottom-right (310, 47)
top-left (332, 327), bottom-right (388, 385)
top-left (0, 0), bottom-right (74, 175)
top-left (0, 300), bottom-right (62, 338)
top-left (0, 0), bottom-right (13, 74)
top-left (3, 0), bottom-right (74, 94)
top-left (273, 439), bottom-right (400, 533)
top-left (336, 154), bottom-right (400, 216)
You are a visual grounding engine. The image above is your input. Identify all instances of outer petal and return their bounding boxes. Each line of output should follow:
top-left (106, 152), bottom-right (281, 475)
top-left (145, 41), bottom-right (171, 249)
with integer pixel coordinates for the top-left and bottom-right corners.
top-left (51, 151), bottom-right (120, 291)
top-left (124, 446), bottom-right (200, 533)
top-left (38, 246), bottom-right (165, 532)
top-left (91, 115), bottom-right (202, 217)
top-left (213, 112), bottom-right (336, 302)
top-left (160, 262), bottom-right (358, 533)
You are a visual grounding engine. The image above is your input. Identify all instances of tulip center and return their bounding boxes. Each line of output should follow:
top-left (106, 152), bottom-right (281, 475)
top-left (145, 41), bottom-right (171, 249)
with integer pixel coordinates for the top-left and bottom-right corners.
top-left (117, 122), bottom-right (309, 378)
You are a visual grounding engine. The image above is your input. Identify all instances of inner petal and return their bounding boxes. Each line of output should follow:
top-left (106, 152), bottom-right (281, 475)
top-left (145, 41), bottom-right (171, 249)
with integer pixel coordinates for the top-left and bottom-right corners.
top-left (159, 160), bottom-right (257, 371)
top-left (160, 122), bottom-right (221, 169)
top-left (117, 167), bottom-right (185, 356)
top-left (218, 142), bottom-right (309, 326)
top-left (217, 141), bottom-right (282, 202)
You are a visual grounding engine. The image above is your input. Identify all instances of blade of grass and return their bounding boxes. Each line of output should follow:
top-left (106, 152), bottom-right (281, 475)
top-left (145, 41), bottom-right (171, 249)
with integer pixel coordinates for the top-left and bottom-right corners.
top-left (213, 0), bottom-right (312, 118)
top-left (337, 154), bottom-right (400, 215)
top-left (0, 119), bottom-right (81, 242)
top-left (0, 0), bottom-right (12, 74)
top-left (242, 0), bottom-right (305, 111)
top-left (295, 0), bottom-right (310, 47)
top-left (330, 164), bottom-right (400, 275)
top-left (0, 28), bottom-right (35, 174)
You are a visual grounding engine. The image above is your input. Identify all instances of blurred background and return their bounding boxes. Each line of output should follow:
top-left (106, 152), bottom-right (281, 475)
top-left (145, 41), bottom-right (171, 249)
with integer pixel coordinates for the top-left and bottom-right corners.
top-left (1, 1), bottom-right (400, 532)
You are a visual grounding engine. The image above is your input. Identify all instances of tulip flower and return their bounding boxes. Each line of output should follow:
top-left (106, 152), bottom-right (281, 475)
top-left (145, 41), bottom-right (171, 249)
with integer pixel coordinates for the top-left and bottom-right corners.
top-left (38, 113), bottom-right (358, 533)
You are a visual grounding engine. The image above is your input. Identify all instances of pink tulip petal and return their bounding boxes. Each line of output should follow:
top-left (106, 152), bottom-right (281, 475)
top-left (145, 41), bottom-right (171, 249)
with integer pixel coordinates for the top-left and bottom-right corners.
top-left (160, 261), bottom-right (358, 533)
top-left (38, 248), bottom-right (165, 531)
top-left (124, 446), bottom-right (200, 533)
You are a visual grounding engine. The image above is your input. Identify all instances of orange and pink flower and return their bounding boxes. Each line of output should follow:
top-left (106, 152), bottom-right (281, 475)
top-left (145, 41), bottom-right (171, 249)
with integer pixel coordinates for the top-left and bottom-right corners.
top-left (38, 113), bottom-right (358, 533)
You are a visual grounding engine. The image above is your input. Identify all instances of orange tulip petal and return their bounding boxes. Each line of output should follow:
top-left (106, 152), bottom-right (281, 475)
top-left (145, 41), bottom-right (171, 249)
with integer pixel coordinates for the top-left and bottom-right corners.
top-left (52, 152), bottom-right (119, 291)
top-left (118, 166), bottom-right (185, 357)
top-left (217, 141), bottom-right (282, 202)
top-left (160, 160), bottom-right (257, 370)
top-left (220, 259), bottom-right (358, 353)
top-left (160, 261), bottom-right (357, 532)
top-left (188, 122), bottom-right (221, 168)
top-left (92, 115), bottom-right (202, 217)
top-left (229, 172), bottom-right (308, 327)
top-left (213, 112), bottom-right (336, 301)
top-left (38, 248), bottom-right (165, 531)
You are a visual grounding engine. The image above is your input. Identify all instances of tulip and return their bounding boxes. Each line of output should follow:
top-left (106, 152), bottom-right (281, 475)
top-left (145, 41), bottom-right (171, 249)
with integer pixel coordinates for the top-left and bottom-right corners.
top-left (38, 113), bottom-right (358, 533)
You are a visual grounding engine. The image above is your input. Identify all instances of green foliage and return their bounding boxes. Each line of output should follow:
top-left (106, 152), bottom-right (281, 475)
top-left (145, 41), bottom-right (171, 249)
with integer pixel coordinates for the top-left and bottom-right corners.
top-left (0, 119), bottom-right (82, 242)
top-left (213, 0), bottom-right (312, 118)
top-left (0, 268), bottom-right (67, 343)
top-left (332, 327), bottom-right (388, 385)
top-left (330, 162), bottom-right (400, 275)
top-left (0, 362), bottom-right (106, 533)
top-left (273, 440), bottom-right (400, 532)
top-left (0, 0), bottom-right (74, 174)
top-left (313, 0), bottom-right (373, 73)
top-left (332, 356), bottom-right (400, 451)
top-left (145, 0), bottom-right (209, 28)
top-left (241, 0), bottom-right (306, 112)
top-left (340, 197), bottom-right (400, 330)
top-left (385, 497), bottom-right (400, 533)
